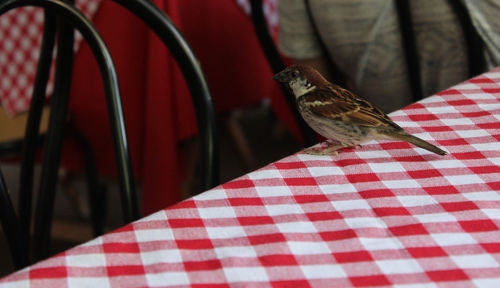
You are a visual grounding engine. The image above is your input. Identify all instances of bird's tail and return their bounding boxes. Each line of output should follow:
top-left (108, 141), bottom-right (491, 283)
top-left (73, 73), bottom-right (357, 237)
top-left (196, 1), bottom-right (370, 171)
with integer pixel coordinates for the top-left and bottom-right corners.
top-left (385, 132), bottom-right (448, 156)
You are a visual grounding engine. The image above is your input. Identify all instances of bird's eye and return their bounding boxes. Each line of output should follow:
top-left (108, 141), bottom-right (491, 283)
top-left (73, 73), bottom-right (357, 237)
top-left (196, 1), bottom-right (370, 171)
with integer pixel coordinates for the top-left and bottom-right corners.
top-left (291, 70), bottom-right (299, 78)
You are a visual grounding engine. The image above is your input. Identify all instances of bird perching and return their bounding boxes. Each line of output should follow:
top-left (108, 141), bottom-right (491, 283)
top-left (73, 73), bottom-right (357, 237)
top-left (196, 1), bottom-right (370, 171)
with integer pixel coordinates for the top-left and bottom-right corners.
top-left (273, 65), bottom-right (448, 156)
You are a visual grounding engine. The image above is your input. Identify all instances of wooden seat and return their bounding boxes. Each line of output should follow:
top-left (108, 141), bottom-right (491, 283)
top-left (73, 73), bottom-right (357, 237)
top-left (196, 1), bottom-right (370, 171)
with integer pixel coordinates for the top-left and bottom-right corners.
top-left (0, 106), bottom-right (50, 143)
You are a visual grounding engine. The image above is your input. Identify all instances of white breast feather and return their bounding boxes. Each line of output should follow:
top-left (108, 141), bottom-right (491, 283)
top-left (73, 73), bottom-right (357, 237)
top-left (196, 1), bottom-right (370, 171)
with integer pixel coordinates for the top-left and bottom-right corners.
top-left (290, 78), bottom-right (316, 97)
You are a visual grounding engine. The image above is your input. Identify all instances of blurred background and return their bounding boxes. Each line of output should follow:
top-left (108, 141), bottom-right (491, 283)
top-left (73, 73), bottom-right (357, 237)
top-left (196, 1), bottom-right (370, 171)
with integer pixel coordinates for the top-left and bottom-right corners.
top-left (0, 0), bottom-right (302, 275)
top-left (1, 0), bottom-right (499, 277)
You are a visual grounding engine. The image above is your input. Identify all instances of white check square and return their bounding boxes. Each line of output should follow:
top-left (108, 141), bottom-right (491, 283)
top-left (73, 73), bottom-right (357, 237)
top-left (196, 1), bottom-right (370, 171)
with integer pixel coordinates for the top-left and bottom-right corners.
top-left (146, 272), bottom-right (189, 286)
top-left (68, 278), bottom-right (110, 288)
top-left (288, 241), bottom-right (330, 255)
top-left (331, 199), bottom-right (371, 211)
top-left (255, 185), bottom-right (292, 197)
top-left (453, 83), bottom-right (479, 90)
top-left (194, 189), bottom-right (228, 200)
top-left (266, 203), bottom-right (303, 216)
top-left (368, 162), bottom-right (405, 173)
top-left (440, 117), bottom-right (474, 126)
top-left (224, 267), bottom-right (268, 282)
top-left (431, 233), bottom-right (477, 246)
top-left (308, 166), bottom-right (343, 177)
top-left (249, 169), bottom-right (283, 180)
top-left (140, 249), bottom-right (183, 265)
top-left (376, 259), bottom-right (423, 274)
top-left (414, 213), bottom-right (456, 223)
top-left (452, 254), bottom-right (499, 269)
top-left (277, 221), bottom-right (317, 233)
top-left (481, 209), bottom-right (500, 220)
top-left (473, 278), bottom-right (500, 287)
top-left (455, 129), bottom-right (490, 139)
top-left (301, 264), bottom-right (346, 279)
top-left (445, 174), bottom-right (484, 185)
top-left (426, 106), bottom-right (457, 114)
top-left (345, 217), bottom-right (386, 229)
top-left (359, 237), bottom-right (403, 250)
top-left (198, 206), bottom-right (236, 219)
top-left (320, 183), bottom-right (357, 194)
top-left (206, 226), bottom-right (247, 240)
top-left (356, 149), bottom-right (391, 159)
top-left (139, 210), bottom-right (167, 222)
top-left (215, 245), bottom-right (257, 259)
top-left (430, 159), bottom-right (466, 169)
top-left (66, 253), bottom-right (106, 268)
top-left (135, 228), bottom-right (174, 242)
top-left (464, 191), bottom-right (500, 201)
top-left (383, 179), bottom-right (420, 189)
top-left (397, 195), bottom-right (438, 207)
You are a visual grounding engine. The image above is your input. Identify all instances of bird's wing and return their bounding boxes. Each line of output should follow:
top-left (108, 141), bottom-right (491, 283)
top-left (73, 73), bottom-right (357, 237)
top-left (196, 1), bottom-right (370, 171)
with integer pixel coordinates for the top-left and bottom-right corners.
top-left (303, 84), bottom-right (401, 129)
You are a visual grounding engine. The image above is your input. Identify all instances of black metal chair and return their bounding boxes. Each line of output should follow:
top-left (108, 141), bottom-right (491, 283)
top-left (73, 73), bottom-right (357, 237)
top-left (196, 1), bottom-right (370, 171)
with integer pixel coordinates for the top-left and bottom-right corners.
top-left (250, 0), bottom-right (486, 137)
top-left (249, 0), bottom-right (317, 147)
top-left (0, 0), bottom-right (138, 266)
top-left (1, 0), bottom-right (219, 270)
top-left (0, 10), bottom-right (107, 240)
top-left (395, 0), bottom-right (486, 103)
top-left (110, 0), bottom-right (219, 193)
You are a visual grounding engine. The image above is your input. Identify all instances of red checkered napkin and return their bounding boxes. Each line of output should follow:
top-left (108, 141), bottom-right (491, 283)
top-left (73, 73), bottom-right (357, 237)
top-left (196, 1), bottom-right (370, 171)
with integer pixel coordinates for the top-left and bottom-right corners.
top-left (0, 0), bottom-right (102, 116)
top-left (1, 68), bottom-right (499, 287)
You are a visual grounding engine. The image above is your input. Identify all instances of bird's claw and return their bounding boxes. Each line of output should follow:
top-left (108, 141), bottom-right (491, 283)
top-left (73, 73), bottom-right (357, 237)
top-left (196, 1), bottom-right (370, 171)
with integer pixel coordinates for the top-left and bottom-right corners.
top-left (303, 146), bottom-right (341, 155)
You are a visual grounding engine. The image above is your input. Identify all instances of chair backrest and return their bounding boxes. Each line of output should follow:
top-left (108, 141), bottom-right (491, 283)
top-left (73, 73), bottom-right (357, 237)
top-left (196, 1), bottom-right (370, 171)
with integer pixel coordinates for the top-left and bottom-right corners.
top-left (250, 0), bottom-right (487, 123)
top-left (0, 0), bottom-right (138, 267)
top-left (249, 0), bottom-right (316, 147)
top-left (0, 167), bottom-right (28, 269)
top-left (112, 0), bottom-right (220, 193)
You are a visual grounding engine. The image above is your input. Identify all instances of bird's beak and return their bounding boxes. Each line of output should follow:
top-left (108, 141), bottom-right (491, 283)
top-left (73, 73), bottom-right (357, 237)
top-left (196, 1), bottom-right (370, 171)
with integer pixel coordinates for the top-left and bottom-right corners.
top-left (272, 70), bottom-right (289, 82)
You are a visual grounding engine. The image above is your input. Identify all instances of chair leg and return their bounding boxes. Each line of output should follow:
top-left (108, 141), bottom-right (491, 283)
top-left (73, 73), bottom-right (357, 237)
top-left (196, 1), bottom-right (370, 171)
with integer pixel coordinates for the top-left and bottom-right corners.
top-left (33, 13), bottom-right (75, 261)
top-left (71, 129), bottom-right (106, 236)
top-left (0, 167), bottom-right (29, 269)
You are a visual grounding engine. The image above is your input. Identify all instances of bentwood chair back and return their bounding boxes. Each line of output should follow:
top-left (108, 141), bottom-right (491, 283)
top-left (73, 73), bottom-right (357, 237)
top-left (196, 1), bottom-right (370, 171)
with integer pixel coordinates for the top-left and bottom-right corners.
top-left (249, 0), bottom-right (317, 147)
top-left (0, 0), bottom-right (138, 268)
top-left (394, 0), bottom-right (486, 103)
top-left (249, 0), bottom-right (487, 147)
top-left (110, 0), bottom-right (219, 193)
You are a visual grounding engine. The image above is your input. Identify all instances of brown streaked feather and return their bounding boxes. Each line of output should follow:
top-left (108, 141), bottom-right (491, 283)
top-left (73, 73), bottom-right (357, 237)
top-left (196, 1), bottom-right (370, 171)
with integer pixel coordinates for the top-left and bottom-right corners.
top-left (303, 83), bottom-right (401, 130)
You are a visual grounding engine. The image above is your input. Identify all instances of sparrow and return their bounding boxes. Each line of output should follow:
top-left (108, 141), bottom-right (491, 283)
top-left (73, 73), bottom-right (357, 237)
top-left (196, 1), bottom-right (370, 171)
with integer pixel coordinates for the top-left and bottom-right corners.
top-left (272, 65), bottom-right (447, 156)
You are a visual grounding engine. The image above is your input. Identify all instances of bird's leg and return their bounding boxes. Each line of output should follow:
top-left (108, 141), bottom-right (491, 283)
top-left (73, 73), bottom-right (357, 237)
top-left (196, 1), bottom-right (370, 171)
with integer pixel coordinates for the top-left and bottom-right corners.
top-left (304, 140), bottom-right (349, 155)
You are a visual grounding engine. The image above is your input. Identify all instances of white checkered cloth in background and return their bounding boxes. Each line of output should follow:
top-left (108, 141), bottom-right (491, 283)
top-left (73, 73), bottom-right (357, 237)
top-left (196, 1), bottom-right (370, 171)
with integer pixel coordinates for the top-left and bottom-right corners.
top-left (0, 0), bottom-right (102, 116)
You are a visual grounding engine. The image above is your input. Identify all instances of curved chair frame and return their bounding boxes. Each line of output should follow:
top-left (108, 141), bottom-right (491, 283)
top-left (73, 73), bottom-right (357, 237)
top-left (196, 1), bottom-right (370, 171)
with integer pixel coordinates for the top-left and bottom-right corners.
top-left (249, 0), bottom-right (317, 147)
top-left (0, 0), bottom-right (138, 262)
top-left (0, 168), bottom-right (28, 269)
top-left (112, 0), bottom-right (219, 192)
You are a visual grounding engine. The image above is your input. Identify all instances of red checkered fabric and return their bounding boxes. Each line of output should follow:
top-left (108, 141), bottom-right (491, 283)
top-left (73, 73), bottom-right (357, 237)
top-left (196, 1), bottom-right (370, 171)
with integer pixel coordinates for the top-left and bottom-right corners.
top-left (236, 0), bottom-right (279, 39)
top-left (2, 67), bottom-right (500, 286)
top-left (0, 0), bottom-right (102, 116)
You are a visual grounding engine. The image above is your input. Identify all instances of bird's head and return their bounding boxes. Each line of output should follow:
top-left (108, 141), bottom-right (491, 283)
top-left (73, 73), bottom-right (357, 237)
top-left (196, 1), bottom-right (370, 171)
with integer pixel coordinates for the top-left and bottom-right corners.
top-left (272, 65), bottom-right (327, 98)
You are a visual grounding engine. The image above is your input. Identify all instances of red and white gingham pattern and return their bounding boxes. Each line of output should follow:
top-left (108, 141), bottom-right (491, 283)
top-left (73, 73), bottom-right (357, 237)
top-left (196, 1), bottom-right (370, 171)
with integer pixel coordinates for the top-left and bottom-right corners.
top-left (1, 68), bottom-right (500, 287)
top-left (236, 0), bottom-right (279, 39)
top-left (0, 0), bottom-right (102, 116)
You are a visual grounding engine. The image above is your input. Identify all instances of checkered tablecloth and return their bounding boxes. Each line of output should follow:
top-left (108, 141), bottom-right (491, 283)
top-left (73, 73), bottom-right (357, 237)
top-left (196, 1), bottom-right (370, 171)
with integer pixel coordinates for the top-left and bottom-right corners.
top-left (0, 0), bottom-right (102, 116)
top-left (2, 67), bottom-right (500, 286)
